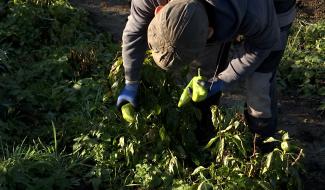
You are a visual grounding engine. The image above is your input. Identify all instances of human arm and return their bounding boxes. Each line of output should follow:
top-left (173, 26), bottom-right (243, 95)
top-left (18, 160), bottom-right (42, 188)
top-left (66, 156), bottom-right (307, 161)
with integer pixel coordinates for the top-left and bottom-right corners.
top-left (217, 4), bottom-right (280, 90)
top-left (122, 0), bottom-right (168, 83)
top-left (118, 0), bottom-right (168, 108)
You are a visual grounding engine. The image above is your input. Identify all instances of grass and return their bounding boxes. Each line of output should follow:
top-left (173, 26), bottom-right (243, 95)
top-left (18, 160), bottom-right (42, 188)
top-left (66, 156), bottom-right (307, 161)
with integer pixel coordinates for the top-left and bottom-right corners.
top-left (0, 0), bottom-right (321, 189)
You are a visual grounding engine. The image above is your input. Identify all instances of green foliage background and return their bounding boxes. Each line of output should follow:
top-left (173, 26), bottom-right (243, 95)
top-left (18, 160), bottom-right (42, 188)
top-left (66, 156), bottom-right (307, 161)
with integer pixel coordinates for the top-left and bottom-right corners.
top-left (279, 20), bottom-right (325, 111)
top-left (0, 0), bottom-right (320, 189)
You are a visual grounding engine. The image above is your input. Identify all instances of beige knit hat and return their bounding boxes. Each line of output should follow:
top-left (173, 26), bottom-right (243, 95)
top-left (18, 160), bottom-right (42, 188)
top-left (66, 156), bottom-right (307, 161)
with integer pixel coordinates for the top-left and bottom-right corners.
top-left (147, 0), bottom-right (209, 71)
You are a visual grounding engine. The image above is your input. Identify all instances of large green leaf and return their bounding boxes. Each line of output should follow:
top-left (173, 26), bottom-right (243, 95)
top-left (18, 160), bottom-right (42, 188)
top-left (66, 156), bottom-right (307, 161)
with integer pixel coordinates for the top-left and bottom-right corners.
top-left (262, 151), bottom-right (273, 174)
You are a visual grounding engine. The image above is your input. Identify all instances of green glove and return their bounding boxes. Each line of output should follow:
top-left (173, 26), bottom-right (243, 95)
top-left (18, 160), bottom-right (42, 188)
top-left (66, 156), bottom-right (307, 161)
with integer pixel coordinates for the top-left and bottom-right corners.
top-left (178, 69), bottom-right (208, 107)
top-left (178, 78), bottom-right (193, 107)
top-left (121, 103), bottom-right (136, 123)
top-left (192, 74), bottom-right (208, 102)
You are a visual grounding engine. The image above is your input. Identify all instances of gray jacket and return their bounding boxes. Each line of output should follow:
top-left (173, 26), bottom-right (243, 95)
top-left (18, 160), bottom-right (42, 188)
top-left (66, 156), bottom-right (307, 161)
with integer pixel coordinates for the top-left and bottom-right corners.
top-left (122, 0), bottom-right (286, 84)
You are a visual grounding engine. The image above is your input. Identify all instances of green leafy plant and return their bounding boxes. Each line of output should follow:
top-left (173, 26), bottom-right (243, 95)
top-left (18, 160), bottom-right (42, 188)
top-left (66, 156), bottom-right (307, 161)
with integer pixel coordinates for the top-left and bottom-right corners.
top-left (191, 106), bottom-right (304, 190)
top-left (0, 1), bottom-right (306, 189)
top-left (279, 20), bottom-right (324, 111)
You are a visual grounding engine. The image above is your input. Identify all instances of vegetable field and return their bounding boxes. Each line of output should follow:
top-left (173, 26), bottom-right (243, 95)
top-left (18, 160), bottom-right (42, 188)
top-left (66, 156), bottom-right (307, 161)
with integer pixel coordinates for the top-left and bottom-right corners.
top-left (0, 0), bottom-right (324, 189)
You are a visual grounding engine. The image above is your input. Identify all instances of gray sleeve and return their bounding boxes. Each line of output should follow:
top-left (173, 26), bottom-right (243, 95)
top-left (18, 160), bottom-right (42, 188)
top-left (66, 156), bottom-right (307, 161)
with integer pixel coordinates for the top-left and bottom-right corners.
top-left (122, 0), bottom-right (166, 83)
top-left (218, 7), bottom-right (280, 88)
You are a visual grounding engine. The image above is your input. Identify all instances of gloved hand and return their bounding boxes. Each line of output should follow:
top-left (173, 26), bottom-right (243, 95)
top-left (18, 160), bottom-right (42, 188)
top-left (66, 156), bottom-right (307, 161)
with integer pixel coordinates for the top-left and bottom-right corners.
top-left (178, 77), bottom-right (224, 107)
top-left (116, 83), bottom-right (139, 109)
top-left (197, 79), bottom-right (224, 98)
top-left (178, 74), bottom-right (208, 107)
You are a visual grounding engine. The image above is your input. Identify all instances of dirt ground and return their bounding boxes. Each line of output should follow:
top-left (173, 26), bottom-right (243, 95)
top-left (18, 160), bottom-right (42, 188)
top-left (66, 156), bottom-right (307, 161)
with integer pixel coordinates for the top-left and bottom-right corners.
top-left (70, 0), bottom-right (324, 189)
top-left (297, 0), bottom-right (325, 21)
top-left (70, 0), bottom-right (130, 42)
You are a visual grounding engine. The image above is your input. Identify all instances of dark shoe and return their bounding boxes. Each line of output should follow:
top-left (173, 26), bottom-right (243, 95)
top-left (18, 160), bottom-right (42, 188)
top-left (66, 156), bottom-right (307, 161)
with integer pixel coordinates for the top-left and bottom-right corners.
top-left (244, 109), bottom-right (278, 153)
top-left (254, 134), bottom-right (278, 153)
top-left (244, 110), bottom-right (276, 137)
top-left (195, 124), bottom-right (215, 146)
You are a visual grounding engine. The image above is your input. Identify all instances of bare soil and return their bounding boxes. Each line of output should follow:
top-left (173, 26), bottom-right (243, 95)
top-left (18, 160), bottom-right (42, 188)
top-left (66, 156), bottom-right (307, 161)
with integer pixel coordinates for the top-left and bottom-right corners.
top-left (297, 0), bottom-right (325, 21)
top-left (70, 0), bottom-right (130, 42)
top-left (70, 0), bottom-right (325, 189)
top-left (279, 96), bottom-right (325, 189)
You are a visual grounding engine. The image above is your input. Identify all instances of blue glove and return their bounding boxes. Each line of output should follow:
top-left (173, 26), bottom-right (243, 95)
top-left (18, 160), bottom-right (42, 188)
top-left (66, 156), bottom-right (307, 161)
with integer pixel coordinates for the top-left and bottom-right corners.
top-left (198, 79), bottom-right (224, 98)
top-left (116, 83), bottom-right (139, 109)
